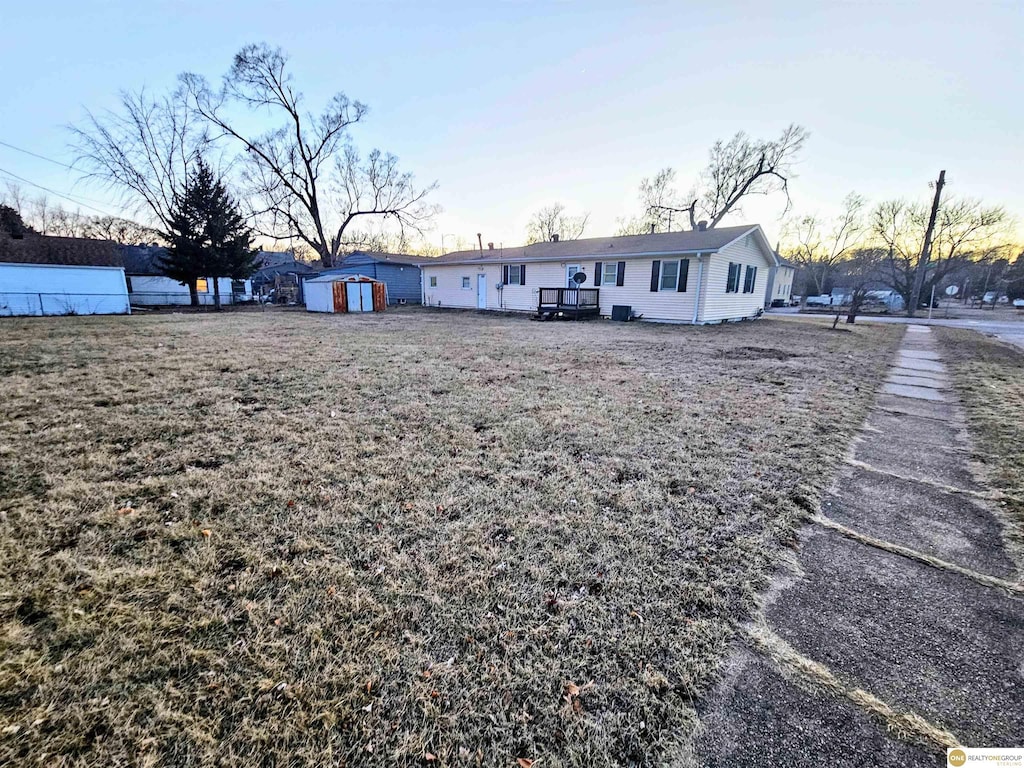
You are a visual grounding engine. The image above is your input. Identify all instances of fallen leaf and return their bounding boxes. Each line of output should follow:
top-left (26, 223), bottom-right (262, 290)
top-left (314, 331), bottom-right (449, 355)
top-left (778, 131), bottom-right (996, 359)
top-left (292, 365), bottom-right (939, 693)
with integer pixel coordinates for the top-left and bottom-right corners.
top-left (517, 758), bottom-right (534, 768)
top-left (287, 500), bottom-right (295, 508)
top-left (326, 585), bottom-right (337, 597)
top-left (565, 682), bottom-right (580, 697)
top-left (116, 507), bottom-right (134, 515)
top-left (424, 753), bottom-right (437, 762)
top-left (200, 529), bottom-right (212, 538)
top-left (687, 486), bottom-right (697, 495)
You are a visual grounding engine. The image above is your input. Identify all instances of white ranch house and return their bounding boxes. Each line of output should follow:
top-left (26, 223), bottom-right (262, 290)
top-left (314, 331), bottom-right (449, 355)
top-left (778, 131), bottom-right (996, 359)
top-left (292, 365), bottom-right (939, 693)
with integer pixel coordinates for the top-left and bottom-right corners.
top-left (417, 225), bottom-right (781, 324)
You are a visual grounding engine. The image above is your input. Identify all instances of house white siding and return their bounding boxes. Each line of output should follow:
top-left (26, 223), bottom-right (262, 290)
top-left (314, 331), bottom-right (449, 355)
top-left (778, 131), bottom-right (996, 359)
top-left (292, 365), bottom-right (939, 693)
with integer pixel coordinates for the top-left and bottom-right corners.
top-left (765, 265), bottom-right (795, 306)
top-left (421, 256), bottom-right (703, 321)
top-left (127, 276), bottom-right (252, 305)
top-left (418, 225), bottom-right (778, 325)
top-left (0, 262), bottom-right (130, 316)
top-left (699, 235), bottom-right (774, 322)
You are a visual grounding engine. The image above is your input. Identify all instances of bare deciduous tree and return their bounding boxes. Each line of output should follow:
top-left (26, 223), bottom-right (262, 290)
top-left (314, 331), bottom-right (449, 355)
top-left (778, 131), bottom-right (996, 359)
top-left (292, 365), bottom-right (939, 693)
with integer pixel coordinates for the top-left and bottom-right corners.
top-left (182, 44), bottom-right (439, 267)
top-left (71, 89), bottom-right (207, 233)
top-left (632, 125), bottom-right (809, 232)
top-left (873, 197), bottom-right (1009, 314)
top-left (83, 215), bottom-right (160, 245)
top-left (783, 193), bottom-right (867, 304)
top-left (525, 203), bottom-right (589, 244)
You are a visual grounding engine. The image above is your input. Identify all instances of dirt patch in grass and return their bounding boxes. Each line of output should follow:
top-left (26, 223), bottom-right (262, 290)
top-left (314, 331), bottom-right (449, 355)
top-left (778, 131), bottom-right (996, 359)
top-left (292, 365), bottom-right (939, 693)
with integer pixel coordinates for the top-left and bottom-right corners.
top-left (0, 311), bottom-right (901, 766)
top-left (933, 327), bottom-right (1024, 570)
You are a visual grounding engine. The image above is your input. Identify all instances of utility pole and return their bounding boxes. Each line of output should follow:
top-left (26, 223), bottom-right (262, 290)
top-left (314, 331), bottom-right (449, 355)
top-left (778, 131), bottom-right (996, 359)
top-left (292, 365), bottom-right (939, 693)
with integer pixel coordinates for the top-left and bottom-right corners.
top-left (908, 170), bottom-right (945, 317)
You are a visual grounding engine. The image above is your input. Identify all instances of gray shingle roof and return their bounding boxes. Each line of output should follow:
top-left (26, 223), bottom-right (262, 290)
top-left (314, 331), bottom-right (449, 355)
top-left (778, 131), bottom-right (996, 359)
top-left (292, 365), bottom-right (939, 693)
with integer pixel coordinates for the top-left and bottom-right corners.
top-left (340, 251), bottom-right (421, 267)
top-left (1, 234), bottom-right (122, 268)
top-left (417, 225), bottom-right (760, 266)
top-left (119, 244), bottom-right (166, 275)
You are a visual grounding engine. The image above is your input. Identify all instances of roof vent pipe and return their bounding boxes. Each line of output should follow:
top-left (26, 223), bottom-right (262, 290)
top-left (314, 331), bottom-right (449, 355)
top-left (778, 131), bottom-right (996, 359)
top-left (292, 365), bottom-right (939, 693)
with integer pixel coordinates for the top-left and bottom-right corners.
top-left (697, 220), bottom-right (708, 231)
top-left (552, 234), bottom-right (560, 242)
top-left (487, 242), bottom-right (494, 250)
top-left (649, 223), bottom-right (656, 234)
top-left (477, 233), bottom-right (483, 254)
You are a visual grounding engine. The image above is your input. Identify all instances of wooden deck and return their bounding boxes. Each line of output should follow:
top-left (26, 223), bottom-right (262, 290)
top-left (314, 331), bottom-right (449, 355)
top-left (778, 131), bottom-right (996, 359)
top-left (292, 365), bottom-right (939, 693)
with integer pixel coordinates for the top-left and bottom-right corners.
top-left (536, 287), bottom-right (601, 320)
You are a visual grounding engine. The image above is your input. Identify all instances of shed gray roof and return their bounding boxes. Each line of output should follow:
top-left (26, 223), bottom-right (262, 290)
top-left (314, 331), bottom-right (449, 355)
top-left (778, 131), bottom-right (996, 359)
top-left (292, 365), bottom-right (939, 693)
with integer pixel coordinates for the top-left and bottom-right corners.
top-left (417, 225), bottom-right (763, 266)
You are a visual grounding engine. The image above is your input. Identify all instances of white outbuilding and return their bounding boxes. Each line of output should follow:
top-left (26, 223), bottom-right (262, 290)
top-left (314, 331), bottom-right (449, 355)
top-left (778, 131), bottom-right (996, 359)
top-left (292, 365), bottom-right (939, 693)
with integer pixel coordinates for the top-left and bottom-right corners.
top-left (0, 234), bottom-right (130, 317)
top-left (305, 274), bottom-right (387, 313)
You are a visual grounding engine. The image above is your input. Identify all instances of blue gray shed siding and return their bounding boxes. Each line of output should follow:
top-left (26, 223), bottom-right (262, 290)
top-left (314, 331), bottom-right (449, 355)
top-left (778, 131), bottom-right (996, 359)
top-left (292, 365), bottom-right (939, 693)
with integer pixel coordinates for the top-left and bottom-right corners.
top-left (328, 253), bottom-right (422, 304)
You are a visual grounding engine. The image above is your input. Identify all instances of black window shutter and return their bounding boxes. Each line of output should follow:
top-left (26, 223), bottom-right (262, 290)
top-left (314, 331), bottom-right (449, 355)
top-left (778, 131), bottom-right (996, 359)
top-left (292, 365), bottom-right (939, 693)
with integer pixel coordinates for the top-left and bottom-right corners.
top-left (677, 259), bottom-right (689, 292)
top-left (520, 264), bottom-right (526, 285)
top-left (749, 266), bottom-right (756, 292)
top-left (594, 262), bottom-right (602, 286)
top-left (616, 261), bottom-right (625, 286)
top-left (650, 260), bottom-right (661, 292)
top-left (502, 265), bottom-right (508, 284)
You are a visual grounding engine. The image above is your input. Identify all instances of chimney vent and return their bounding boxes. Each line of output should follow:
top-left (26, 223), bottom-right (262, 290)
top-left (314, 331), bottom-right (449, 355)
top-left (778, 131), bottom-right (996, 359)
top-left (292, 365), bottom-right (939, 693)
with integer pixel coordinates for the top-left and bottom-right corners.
top-left (697, 220), bottom-right (708, 231)
top-left (551, 234), bottom-right (560, 242)
top-left (487, 242), bottom-right (494, 250)
top-left (649, 223), bottom-right (656, 234)
top-left (477, 233), bottom-right (483, 253)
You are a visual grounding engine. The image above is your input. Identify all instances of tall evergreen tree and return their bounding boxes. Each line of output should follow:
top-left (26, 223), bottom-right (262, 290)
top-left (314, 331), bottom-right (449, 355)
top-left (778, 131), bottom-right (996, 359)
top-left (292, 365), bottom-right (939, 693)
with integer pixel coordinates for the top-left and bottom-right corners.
top-left (159, 159), bottom-right (257, 308)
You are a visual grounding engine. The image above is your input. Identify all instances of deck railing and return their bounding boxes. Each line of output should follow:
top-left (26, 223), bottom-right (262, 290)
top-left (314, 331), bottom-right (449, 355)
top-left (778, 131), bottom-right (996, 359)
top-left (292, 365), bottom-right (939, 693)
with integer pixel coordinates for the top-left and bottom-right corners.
top-left (537, 287), bottom-right (600, 309)
top-left (536, 287), bottom-right (600, 320)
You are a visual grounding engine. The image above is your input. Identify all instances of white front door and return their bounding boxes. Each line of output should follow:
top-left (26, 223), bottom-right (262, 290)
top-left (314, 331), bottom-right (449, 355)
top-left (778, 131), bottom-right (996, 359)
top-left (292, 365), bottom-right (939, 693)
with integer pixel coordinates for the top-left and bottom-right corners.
top-left (565, 264), bottom-right (581, 305)
top-left (566, 264), bottom-right (581, 288)
top-left (476, 273), bottom-right (487, 309)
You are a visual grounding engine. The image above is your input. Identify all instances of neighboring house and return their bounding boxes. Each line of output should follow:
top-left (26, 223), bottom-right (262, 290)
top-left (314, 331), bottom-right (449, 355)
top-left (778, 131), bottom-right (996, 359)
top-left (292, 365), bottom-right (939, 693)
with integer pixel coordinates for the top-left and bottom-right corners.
top-left (764, 255), bottom-right (796, 307)
top-left (250, 251), bottom-right (317, 303)
top-left (119, 245), bottom-right (253, 306)
top-left (325, 251), bottom-right (421, 305)
top-left (0, 233), bottom-right (130, 316)
top-left (416, 224), bottom-right (776, 324)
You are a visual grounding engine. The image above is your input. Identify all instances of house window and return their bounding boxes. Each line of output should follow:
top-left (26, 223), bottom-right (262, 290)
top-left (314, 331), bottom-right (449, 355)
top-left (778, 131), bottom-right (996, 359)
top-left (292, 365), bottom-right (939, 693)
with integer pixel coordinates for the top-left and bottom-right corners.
top-left (743, 265), bottom-right (758, 293)
top-left (462, 276), bottom-right (471, 289)
top-left (196, 278), bottom-right (209, 293)
top-left (231, 280), bottom-right (246, 294)
top-left (602, 262), bottom-right (618, 286)
top-left (660, 260), bottom-right (680, 291)
top-left (725, 263), bottom-right (740, 293)
top-left (502, 264), bottom-right (526, 285)
top-left (429, 276), bottom-right (438, 287)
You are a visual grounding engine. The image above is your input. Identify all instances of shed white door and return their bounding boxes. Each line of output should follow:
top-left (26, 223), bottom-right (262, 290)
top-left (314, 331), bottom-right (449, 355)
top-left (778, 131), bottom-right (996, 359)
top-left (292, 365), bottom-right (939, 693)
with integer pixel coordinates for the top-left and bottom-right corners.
top-left (344, 282), bottom-right (374, 312)
top-left (476, 274), bottom-right (487, 309)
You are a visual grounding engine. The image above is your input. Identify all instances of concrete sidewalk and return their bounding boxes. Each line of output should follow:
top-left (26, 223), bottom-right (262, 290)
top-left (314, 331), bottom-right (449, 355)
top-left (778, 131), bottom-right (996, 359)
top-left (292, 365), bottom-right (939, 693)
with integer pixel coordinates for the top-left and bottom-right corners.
top-left (695, 325), bottom-right (1024, 766)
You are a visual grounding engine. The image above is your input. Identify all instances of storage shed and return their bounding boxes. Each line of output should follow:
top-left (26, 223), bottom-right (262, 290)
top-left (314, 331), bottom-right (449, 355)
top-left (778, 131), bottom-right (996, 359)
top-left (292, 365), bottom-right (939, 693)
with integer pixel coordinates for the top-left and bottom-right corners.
top-left (305, 274), bottom-right (387, 314)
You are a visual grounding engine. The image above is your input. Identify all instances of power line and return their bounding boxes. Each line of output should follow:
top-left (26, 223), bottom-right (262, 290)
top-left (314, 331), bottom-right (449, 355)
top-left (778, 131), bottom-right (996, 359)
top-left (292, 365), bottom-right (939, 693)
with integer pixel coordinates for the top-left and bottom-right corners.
top-left (0, 139), bottom-right (78, 172)
top-left (0, 166), bottom-right (119, 218)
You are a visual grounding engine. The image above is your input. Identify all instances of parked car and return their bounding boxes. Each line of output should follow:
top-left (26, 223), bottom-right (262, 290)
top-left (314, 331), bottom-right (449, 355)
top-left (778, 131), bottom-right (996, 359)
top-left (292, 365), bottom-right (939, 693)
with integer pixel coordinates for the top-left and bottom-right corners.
top-left (805, 295), bottom-right (833, 307)
top-left (1013, 298), bottom-right (1024, 308)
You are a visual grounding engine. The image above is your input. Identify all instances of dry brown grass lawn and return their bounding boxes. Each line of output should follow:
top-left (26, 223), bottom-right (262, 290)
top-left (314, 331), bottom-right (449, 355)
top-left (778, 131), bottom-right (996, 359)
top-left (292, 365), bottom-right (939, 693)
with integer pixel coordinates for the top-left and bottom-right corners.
top-left (934, 328), bottom-right (1024, 566)
top-left (0, 309), bottom-right (901, 766)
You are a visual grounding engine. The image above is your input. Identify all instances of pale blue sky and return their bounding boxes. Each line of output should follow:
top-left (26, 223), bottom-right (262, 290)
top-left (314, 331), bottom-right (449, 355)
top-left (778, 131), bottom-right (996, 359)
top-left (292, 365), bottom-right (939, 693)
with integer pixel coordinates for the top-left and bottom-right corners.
top-left (1, 0), bottom-right (1021, 248)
